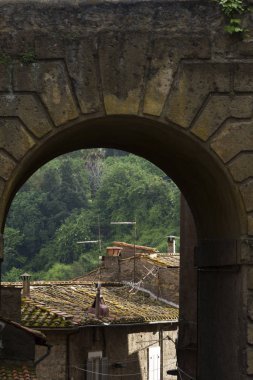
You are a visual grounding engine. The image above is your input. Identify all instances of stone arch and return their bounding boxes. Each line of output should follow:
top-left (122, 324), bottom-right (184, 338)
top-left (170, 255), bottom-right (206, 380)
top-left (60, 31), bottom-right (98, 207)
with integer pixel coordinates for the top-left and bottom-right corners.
top-left (0, 114), bottom-right (245, 241)
top-left (0, 113), bottom-right (247, 380)
top-left (0, 1), bottom-right (253, 378)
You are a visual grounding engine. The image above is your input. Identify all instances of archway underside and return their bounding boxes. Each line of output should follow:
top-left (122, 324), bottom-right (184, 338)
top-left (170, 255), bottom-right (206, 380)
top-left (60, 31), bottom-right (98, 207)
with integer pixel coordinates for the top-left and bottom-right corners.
top-left (1, 115), bottom-right (245, 241)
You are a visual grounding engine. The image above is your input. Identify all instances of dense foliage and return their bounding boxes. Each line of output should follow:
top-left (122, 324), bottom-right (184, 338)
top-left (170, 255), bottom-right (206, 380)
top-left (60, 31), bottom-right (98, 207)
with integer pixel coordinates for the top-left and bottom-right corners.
top-left (3, 150), bottom-right (180, 281)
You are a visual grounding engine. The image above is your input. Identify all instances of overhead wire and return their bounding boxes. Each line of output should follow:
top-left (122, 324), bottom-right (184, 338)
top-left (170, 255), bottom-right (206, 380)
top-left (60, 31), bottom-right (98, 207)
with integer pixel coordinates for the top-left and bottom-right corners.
top-left (69, 343), bottom-right (196, 380)
top-left (177, 366), bottom-right (196, 380)
top-left (70, 360), bottom-right (195, 379)
top-left (71, 363), bottom-right (177, 377)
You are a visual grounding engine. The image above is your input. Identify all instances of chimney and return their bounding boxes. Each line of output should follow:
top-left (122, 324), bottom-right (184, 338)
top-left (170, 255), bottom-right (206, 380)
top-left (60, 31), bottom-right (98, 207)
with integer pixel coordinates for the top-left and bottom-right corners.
top-left (167, 236), bottom-right (176, 254)
top-left (20, 273), bottom-right (31, 298)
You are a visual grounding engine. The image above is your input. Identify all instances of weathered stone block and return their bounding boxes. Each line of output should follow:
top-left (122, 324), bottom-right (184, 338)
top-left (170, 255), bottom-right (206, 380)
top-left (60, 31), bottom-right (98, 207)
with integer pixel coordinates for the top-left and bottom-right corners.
top-left (0, 152), bottom-right (16, 181)
top-left (228, 154), bottom-right (253, 183)
top-left (234, 63), bottom-right (253, 91)
top-left (13, 62), bottom-right (41, 92)
top-left (0, 178), bottom-right (5, 198)
top-left (191, 95), bottom-right (253, 141)
top-left (238, 40), bottom-right (253, 57)
top-left (100, 32), bottom-right (149, 114)
top-left (0, 94), bottom-right (53, 138)
top-left (0, 64), bottom-right (11, 91)
top-left (248, 295), bottom-right (253, 320)
top-left (247, 347), bottom-right (253, 374)
top-left (35, 37), bottom-right (65, 59)
top-left (65, 38), bottom-right (102, 114)
top-left (248, 323), bottom-right (253, 345)
top-left (0, 118), bottom-right (35, 160)
top-left (165, 63), bottom-right (230, 128)
top-left (143, 38), bottom-right (174, 117)
top-left (143, 36), bottom-right (211, 117)
top-left (211, 120), bottom-right (253, 163)
top-left (240, 180), bottom-right (253, 213)
top-left (14, 62), bottom-right (79, 126)
top-left (40, 63), bottom-right (79, 125)
top-left (248, 268), bottom-right (253, 290)
top-left (249, 214), bottom-right (253, 237)
top-left (241, 241), bottom-right (253, 263)
top-left (0, 32), bottom-right (35, 56)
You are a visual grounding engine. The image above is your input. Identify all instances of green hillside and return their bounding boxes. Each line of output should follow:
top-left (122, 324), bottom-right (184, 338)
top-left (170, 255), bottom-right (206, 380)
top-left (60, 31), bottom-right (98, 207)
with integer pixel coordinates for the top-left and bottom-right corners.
top-left (3, 149), bottom-right (180, 281)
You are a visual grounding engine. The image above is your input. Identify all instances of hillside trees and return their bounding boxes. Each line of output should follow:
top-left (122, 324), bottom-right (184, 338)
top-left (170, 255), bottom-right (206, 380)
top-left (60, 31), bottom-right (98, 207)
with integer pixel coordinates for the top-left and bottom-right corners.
top-left (3, 150), bottom-right (180, 280)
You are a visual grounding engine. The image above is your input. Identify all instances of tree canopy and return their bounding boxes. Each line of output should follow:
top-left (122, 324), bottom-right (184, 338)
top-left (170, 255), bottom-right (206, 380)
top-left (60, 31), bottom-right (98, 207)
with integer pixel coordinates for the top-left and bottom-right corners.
top-left (3, 150), bottom-right (180, 281)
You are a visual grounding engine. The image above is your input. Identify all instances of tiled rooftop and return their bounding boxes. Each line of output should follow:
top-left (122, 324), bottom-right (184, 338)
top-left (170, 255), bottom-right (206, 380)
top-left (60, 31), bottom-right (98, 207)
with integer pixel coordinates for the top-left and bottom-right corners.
top-left (113, 241), bottom-right (157, 253)
top-left (75, 253), bottom-right (180, 282)
top-left (0, 362), bottom-right (37, 380)
top-left (19, 282), bottom-right (178, 328)
top-left (140, 253), bottom-right (180, 268)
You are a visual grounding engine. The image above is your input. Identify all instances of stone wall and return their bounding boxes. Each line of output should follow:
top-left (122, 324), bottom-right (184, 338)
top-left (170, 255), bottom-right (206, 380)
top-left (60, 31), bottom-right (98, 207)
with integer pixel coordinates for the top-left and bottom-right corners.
top-left (90, 256), bottom-right (180, 304)
top-left (0, 287), bottom-right (21, 323)
top-left (35, 324), bottom-right (177, 380)
top-left (36, 331), bottom-right (67, 380)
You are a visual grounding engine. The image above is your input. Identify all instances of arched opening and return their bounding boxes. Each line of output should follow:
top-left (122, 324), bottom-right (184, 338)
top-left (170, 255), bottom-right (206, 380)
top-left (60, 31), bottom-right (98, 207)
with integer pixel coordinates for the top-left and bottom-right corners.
top-left (1, 115), bottom-right (245, 239)
top-left (0, 115), bottom-right (245, 380)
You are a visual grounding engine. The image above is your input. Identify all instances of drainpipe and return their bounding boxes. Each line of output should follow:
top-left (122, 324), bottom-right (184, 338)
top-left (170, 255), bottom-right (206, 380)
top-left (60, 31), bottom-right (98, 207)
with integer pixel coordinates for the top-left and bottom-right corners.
top-left (66, 327), bottom-right (80, 380)
top-left (159, 327), bottom-right (163, 380)
top-left (35, 343), bottom-right (52, 366)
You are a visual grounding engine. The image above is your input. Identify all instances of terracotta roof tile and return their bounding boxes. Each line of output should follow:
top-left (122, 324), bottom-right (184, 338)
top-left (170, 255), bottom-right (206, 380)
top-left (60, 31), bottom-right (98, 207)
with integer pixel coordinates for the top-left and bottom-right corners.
top-left (0, 363), bottom-right (37, 380)
top-left (20, 282), bottom-right (178, 327)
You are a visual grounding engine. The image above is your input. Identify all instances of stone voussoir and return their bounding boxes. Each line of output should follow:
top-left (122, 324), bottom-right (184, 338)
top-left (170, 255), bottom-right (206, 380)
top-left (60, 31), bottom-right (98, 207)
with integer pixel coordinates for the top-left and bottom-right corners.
top-left (211, 119), bottom-right (253, 163)
top-left (191, 95), bottom-right (253, 142)
top-left (143, 35), bottom-right (211, 117)
top-left (249, 214), bottom-right (253, 237)
top-left (100, 32), bottom-right (149, 115)
top-left (13, 61), bottom-right (79, 126)
top-left (164, 62), bottom-right (230, 128)
top-left (0, 94), bottom-right (53, 138)
top-left (65, 37), bottom-right (103, 115)
top-left (0, 152), bottom-right (16, 181)
top-left (0, 118), bottom-right (35, 161)
top-left (240, 180), bottom-right (253, 213)
top-left (0, 64), bottom-right (11, 91)
top-left (228, 153), bottom-right (253, 183)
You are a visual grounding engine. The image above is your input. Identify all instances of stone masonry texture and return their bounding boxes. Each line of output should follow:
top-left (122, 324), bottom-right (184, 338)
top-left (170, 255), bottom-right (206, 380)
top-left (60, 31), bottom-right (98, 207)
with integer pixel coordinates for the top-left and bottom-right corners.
top-left (0, 1), bottom-right (253, 379)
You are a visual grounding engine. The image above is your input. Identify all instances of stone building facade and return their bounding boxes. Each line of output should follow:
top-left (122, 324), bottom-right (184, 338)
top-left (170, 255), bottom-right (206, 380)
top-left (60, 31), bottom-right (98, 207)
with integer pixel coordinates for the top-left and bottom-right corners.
top-left (36, 324), bottom-right (177, 380)
top-left (78, 247), bottom-right (180, 306)
top-left (3, 281), bottom-right (178, 380)
top-left (0, 288), bottom-right (49, 380)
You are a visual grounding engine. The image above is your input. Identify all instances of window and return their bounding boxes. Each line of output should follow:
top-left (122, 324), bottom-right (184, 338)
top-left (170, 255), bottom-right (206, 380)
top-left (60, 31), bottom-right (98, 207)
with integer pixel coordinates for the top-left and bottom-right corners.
top-left (149, 346), bottom-right (161, 380)
top-left (87, 351), bottom-right (108, 380)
